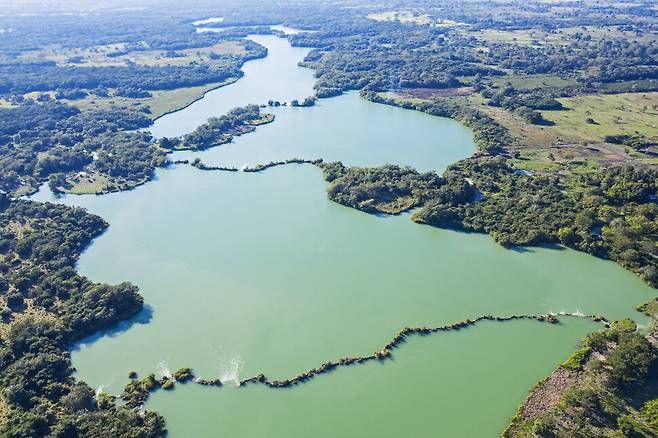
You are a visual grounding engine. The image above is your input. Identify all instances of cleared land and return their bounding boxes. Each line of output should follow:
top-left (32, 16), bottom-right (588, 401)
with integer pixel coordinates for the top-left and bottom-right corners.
top-left (367, 10), bottom-right (467, 27)
top-left (379, 89), bottom-right (658, 173)
top-left (13, 40), bottom-right (248, 68)
top-left (542, 92), bottom-right (658, 142)
top-left (57, 78), bottom-right (239, 120)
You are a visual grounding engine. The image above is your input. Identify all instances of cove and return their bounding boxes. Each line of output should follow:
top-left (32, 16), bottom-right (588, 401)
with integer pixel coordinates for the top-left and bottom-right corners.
top-left (30, 30), bottom-right (656, 437)
top-left (32, 164), bottom-right (654, 436)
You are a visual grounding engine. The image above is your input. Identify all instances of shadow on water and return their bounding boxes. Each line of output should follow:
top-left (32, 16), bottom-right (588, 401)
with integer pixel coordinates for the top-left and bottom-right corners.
top-left (71, 304), bottom-right (154, 352)
top-left (511, 243), bottom-right (565, 254)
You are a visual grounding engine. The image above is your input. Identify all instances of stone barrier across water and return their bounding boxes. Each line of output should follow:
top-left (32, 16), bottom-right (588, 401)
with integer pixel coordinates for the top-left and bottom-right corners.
top-left (122, 312), bottom-right (610, 408)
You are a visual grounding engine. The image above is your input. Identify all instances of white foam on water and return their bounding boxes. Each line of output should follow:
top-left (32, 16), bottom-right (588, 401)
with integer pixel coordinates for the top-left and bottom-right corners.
top-left (219, 354), bottom-right (244, 387)
top-left (157, 361), bottom-right (173, 380)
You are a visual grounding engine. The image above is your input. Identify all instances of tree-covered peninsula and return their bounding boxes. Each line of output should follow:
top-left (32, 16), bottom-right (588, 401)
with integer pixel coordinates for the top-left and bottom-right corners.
top-left (0, 195), bottom-right (164, 436)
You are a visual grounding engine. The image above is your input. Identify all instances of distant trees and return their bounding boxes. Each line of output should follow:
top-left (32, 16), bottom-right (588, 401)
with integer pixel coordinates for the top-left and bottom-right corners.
top-left (0, 63), bottom-right (243, 95)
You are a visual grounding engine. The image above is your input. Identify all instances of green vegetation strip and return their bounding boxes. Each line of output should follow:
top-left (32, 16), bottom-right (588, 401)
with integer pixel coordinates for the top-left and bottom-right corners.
top-left (121, 312), bottom-right (609, 407)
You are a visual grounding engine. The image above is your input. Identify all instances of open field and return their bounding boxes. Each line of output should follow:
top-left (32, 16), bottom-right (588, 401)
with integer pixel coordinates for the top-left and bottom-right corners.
top-left (380, 90), bottom-right (658, 172)
top-left (388, 87), bottom-right (473, 100)
top-left (488, 74), bottom-right (579, 91)
top-left (473, 92), bottom-right (658, 170)
top-left (146, 79), bottom-right (239, 119)
top-left (61, 78), bottom-right (238, 120)
top-left (473, 29), bottom-right (567, 47)
top-left (13, 40), bottom-right (248, 68)
top-left (367, 10), bottom-right (467, 27)
top-left (541, 92), bottom-right (658, 142)
top-left (472, 25), bottom-right (655, 47)
top-left (65, 173), bottom-right (110, 194)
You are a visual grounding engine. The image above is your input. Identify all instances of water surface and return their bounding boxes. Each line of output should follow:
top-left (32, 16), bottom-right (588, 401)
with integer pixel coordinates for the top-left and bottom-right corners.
top-left (171, 91), bottom-right (474, 172)
top-left (150, 34), bottom-right (316, 138)
top-left (31, 30), bottom-right (656, 438)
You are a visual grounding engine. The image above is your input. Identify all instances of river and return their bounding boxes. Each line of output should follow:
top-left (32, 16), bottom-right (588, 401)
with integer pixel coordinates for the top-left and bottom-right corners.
top-left (31, 29), bottom-right (655, 437)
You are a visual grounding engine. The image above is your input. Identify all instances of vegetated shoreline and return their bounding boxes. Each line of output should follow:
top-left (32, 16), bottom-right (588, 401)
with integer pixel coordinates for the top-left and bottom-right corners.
top-left (20, 30), bottom-right (655, 434)
top-left (502, 300), bottom-right (658, 437)
top-left (148, 76), bottom-right (241, 123)
top-left (2, 8), bottom-right (642, 436)
top-left (44, 88), bottom-right (656, 434)
top-left (120, 311), bottom-right (610, 408)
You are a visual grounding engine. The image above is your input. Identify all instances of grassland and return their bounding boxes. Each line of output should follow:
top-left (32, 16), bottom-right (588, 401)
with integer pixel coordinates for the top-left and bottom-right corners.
top-left (473, 29), bottom-right (568, 47)
top-left (65, 173), bottom-right (110, 194)
top-left (542, 92), bottom-right (658, 142)
top-left (367, 10), bottom-right (467, 27)
top-left (146, 79), bottom-right (240, 119)
top-left (13, 40), bottom-right (249, 68)
top-left (487, 74), bottom-right (578, 91)
top-left (475, 92), bottom-right (658, 170)
top-left (60, 77), bottom-right (239, 120)
top-left (472, 25), bottom-right (655, 48)
top-left (378, 88), bottom-right (658, 174)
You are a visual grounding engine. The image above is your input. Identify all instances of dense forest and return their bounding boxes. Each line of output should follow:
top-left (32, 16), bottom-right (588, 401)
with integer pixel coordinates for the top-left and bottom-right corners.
top-left (0, 64), bottom-right (242, 95)
top-left (0, 197), bottom-right (164, 437)
top-left (323, 158), bottom-right (658, 287)
top-left (0, 102), bottom-right (164, 196)
top-left (288, 10), bottom-right (657, 98)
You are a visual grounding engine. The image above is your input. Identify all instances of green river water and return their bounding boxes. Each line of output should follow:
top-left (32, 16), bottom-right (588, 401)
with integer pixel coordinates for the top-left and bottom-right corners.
top-left (31, 31), bottom-right (655, 437)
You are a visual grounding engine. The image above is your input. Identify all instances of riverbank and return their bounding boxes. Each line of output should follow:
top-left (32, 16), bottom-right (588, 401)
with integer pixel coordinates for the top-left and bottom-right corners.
top-left (503, 299), bottom-right (658, 437)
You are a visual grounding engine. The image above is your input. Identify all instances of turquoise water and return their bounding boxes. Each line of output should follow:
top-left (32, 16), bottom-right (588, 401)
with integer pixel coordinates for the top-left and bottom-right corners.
top-left (150, 34), bottom-right (316, 138)
top-left (171, 91), bottom-right (474, 172)
top-left (30, 30), bottom-right (655, 437)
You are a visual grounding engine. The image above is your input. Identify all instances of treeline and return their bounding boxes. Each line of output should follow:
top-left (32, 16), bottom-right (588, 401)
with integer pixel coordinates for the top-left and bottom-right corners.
top-left (0, 198), bottom-right (164, 437)
top-left (0, 63), bottom-right (242, 95)
top-left (0, 7), bottom-right (269, 56)
top-left (0, 102), bottom-right (163, 195)
top-left (419, 159), bottom-right (658, 287)
top-left (362, 90), bottom-right (512, 154)
top-left (324, 157), bottom-right (658, 288)
top-left (286, 7), bottom-right (657, 99)
top-left (0, 101), bottom-right (275, 196)
top-left (293, 21), bottom-right (505, 97)
top-left (480, 37), bottom-right (657, 83)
